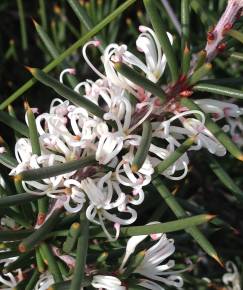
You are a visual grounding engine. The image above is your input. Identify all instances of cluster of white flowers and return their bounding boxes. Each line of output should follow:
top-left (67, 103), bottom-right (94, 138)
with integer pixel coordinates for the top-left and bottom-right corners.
top-left (92, 231), bottom-right (187, 290)
top-left (0, 232), bottom-right (185, 290)
top-left (0, 13), bottom-right (242, 290)
top-left (5, 25), bottom-right (242, 243)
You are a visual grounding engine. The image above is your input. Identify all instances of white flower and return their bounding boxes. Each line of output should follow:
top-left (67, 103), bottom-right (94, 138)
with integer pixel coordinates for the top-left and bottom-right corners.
top-left (154, 109), bottom-right (226, 157)
top-left (227, 117), bottom-right (243, 147)
top-left (119, 234), bottom-right (152, 271)
top-left (183, 117), bottom-right (226, 156)
top-left (35, 272), bottom-right (54, 290)
top-left (94, 92), bottom-right (153, 165)
top-left (136, 26), bottom-right (173, 83)
top-left (0, 249), bottom-right (18, 268)
top-left (59, 68), bottom-right (76, 84)
top-left (135, 236), bottom-right (183, 289)
top-left (120, 233), bottom-right (186, 290)
top-left (74, 78), bottom-right (112, 109)
top-left (115, 148), bottom-right (153, 189)
top-left (195, 99), bottom-right (243, 121)
top-left (11, 138), bottom-right (32, 172)
top-left (80, 171), bottom-right (137, 241)
top-left (36, 112), bottom-right (83, 158)
top-left (49, 98), bottom-right (70, 116)
top-left (61, 179), bottom-right (86, 213)
top-left (91, 275), bottom-right (125, 290)
top-left (0, 273), bottom-right (18, 289)
top-left (222, 261), bottom-right (241, 290)
top-left (82, 26), bottom-right (171, 99)
top-left (95, 123), bottom-right (124, 165)
top-left (13, 153), bottom-right (73, 196)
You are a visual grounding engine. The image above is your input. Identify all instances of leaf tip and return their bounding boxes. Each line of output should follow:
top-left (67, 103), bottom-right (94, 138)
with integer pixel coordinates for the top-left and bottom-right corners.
top-left (206, 214), bottom-right (217, 221)
top-left (184, 43), bottom-right (190, 54)
top-left (0, 135), bottom-right (4, 144)
top-left (18, 243), bottom-right (27, 253)
top-left (25, 66), bottom-right (37, 76)
top-left (14, 174), bottom-right (23, 182)
top-left (131, 164), bottom-right (139, 173)
top-left (71, 222), bottom-right (81, 230)
top-left (212, 254), bottom-right (224, 268)
top-left (23, 100), bottom-right (30, 111)
top-left (32, 18), bottom-right (39, 27)
top-left (205, 63), bottom-right (212, 70)
top-left (237, 154), bottom-right (243, 161)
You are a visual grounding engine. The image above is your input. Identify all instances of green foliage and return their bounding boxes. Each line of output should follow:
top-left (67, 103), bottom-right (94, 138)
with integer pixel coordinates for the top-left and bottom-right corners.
top-left (0, 1), bottom-right (242, 290)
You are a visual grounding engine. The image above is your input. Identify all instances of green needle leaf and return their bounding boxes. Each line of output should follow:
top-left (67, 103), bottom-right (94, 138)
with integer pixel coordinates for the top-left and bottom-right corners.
top-left (17, 0), bottom-right (28, 51)
top-left (181, 44), bottom-right (191, 76)
top-left (18, 155), bottom-right (96, 181)
top-left (70, 207), bottom-right (89, 290)
top-left (144, 0), bottom-right (179, 82)
top-left (188, 63), bottom-right (212, 85)
top-left (208, 156), bottom-right (243, 202)
top-left (90, 214), bottom-right (215, 237)
top-left (152, 177), bottom-right (222, 265)
top-left (18, 207), bottom-right (63, 252)
top-left (25, 269), bottom-right (40, 290)
top-left (67, 0), bottom-right (106, 51)
top-left (40, 243), bottom-right (63, 283)
top-left (193, 83), bottom-right (243, 100)
top-left (33, 20), bottom-right (77, 87)
top-left (227, 29), bottom-right (243, 44)
top-left (38, 0), bottom-right (47, 30)
top-left (4, 251), bottom-right (34, 274)
top-left (25, 102), bottom-right (41, 156)
top-left (114, 62), bottom-right (166, 102)
top-left (25, 101), bottom-right (48, 217)
top-left (33, 19), bottom-right (59, 59)
top-left (0, 192), bottom-right (41, 208)
top-left (36, 247), bottom-right (46, 273)
top-left (49, 279), bottom-right (91, 290)
top-left (153, 136), bottom-right (196, 177)
top-left (0, 229), bottom-right (33, 242)
top-left (63, 222), bottom-right (81, 253)
top-left (132, 120), bottom-right (152, 172)
top-left (0, 0), bottom-right (136, 109)
top-left (180, 98), bottom-right (243, 161)
top-left (194, 50), bottom-right (207, 71)
top-left (181, 0), bottom-right (190, 50)
top-left (0, 110), bottom-right (29, 137)
top-left (27, 68), bottom-right (105, 119)
top-left (0, 151), bottom-right (17, 168)
top-left (230, 52), bottom-right (243, 61)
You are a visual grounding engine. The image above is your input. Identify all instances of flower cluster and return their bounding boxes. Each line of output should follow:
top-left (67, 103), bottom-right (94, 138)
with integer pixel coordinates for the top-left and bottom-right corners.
top-left (2, 23), bottom-right (243, 290)
top-left (91, 231), bottom-right (187, 290)
top-left (7, 25), bottom-right (243, 242)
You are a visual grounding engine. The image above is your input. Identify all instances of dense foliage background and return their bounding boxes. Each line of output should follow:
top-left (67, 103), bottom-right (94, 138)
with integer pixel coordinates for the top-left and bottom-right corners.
top-left (0, 1), bottom-right (242, 289)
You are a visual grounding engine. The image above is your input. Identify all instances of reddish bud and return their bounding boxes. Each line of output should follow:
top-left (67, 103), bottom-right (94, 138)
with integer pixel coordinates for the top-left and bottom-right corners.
top-left (179, 90), bottom-right (193, 98)
top-left (179, 74), bottom-right (187, 83)
top-left (207, 31), bottom-right (215, 43)
top-left (222, 22), bottom-right (233, 35)
top-left (216, 42), bottom-right (227, 53)
top-left (37, 213), bottom-right (46, 225)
